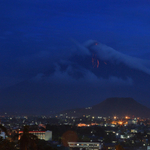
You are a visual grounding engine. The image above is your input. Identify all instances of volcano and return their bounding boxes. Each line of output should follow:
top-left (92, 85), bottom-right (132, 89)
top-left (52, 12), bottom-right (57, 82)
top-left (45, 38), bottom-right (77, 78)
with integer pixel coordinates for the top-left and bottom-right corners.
top-left (60, 97), bottom-right (150, 118)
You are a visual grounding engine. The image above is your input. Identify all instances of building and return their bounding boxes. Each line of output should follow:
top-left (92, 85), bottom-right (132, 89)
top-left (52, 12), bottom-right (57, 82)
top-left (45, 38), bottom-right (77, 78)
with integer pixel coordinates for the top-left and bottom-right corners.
top-left (45, 130), bottom-right (52, 141)
top-left (0, 132), bottom-right (5, 139)
top-left (68, 142), bottom-right (101, 150)
top-left (18, 130), bottom-right (52, 141)
top-left (128, 119), bottom-right (137, 125)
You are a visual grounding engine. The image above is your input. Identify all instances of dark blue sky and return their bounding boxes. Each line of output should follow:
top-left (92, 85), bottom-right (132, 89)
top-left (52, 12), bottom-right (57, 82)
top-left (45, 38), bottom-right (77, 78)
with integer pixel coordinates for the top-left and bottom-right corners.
top-left (1, 0), bottom-right (150, 114)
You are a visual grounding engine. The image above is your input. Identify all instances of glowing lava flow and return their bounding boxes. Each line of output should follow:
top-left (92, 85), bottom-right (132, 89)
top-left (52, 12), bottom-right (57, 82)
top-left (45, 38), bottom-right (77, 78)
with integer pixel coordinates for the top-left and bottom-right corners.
top-left (92, 54), bottom-right (99, 68)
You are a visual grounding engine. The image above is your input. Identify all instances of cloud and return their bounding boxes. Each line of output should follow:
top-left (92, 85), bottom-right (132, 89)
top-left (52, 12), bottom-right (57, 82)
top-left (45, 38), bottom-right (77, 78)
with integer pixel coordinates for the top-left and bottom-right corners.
top-left (71, 39), bottom-right (90, 55)
top-left (82, 40), bottom-right (150, 75)
top-left (31, 64), bottom-right (133, 87)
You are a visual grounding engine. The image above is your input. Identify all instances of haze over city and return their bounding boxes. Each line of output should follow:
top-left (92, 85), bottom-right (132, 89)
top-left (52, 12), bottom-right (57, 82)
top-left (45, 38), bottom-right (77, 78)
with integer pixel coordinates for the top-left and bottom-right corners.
top-left (1, 0), bottom-right (150, 114)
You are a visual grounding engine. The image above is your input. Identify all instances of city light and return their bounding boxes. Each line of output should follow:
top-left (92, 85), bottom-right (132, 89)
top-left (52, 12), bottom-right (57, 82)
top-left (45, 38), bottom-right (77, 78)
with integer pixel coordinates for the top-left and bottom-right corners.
top-left (118, 121), bottom-right (123, 125)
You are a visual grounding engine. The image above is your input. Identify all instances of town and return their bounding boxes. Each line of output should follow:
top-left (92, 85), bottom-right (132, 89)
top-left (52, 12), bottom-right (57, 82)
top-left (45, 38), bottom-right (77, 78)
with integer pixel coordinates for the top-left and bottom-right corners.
top-left (0, 114), bottom-right (150, 150)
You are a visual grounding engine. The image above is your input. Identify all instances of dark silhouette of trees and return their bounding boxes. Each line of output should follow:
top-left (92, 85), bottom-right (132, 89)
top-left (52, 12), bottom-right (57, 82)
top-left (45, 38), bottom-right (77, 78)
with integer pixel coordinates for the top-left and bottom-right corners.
top-left (19, 125), bottom-right (38, 150)
top-left (0, 137), bottom-right (17, 150)
top-left (0, 124), bottom-right (8, 135)
top-left (0, 124), bottom-right (17, 150)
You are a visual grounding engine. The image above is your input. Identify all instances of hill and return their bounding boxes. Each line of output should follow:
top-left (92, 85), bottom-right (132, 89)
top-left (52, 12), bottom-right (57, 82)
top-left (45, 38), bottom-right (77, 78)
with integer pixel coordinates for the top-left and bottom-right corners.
top-left (59, 97), bottom-right (150, 118)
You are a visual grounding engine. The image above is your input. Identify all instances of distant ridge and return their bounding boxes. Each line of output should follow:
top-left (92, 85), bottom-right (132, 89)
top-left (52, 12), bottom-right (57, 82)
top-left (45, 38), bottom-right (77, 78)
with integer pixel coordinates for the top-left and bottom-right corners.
top-left (60, 97), bottom-right (150, 118)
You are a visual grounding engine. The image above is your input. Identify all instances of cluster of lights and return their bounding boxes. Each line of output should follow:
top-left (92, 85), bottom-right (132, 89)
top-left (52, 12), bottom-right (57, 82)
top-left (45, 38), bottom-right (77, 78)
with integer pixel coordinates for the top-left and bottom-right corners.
top-left (114, 116), bottom-right (117, 119)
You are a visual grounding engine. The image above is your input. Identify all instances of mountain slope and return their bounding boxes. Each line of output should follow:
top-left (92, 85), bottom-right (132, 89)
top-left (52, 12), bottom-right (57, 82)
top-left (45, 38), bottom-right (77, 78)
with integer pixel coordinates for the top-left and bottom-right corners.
top-left (1, 40), bottom-right (150, 115)
top-left (91, 97), bottom-right (150, 117)
top-left (60, 97), bottom-right (150, 118)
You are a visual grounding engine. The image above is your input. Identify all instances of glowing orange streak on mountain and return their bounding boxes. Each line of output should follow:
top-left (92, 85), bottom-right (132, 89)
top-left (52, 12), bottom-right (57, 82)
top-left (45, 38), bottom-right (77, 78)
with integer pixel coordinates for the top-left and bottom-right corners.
top-left (97, 60), bottom-right (99, 68)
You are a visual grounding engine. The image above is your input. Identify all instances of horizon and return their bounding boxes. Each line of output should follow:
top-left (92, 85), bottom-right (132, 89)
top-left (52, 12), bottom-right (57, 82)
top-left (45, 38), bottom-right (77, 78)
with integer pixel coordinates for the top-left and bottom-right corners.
top-left (0, 97), bottom-right (149, 116)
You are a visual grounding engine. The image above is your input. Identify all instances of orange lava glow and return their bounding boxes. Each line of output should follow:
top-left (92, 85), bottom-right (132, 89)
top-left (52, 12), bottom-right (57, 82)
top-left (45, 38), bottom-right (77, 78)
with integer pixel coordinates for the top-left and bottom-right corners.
top-left (97, 60), bottom-right (99, 68)
top-left (92, 54), bottom-right (99, 68)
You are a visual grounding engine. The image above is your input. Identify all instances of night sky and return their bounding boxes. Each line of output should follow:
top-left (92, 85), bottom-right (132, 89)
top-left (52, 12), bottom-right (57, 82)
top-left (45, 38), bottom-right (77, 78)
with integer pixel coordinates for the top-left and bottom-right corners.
top-left (1, 0), bottom-right (150, 115)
